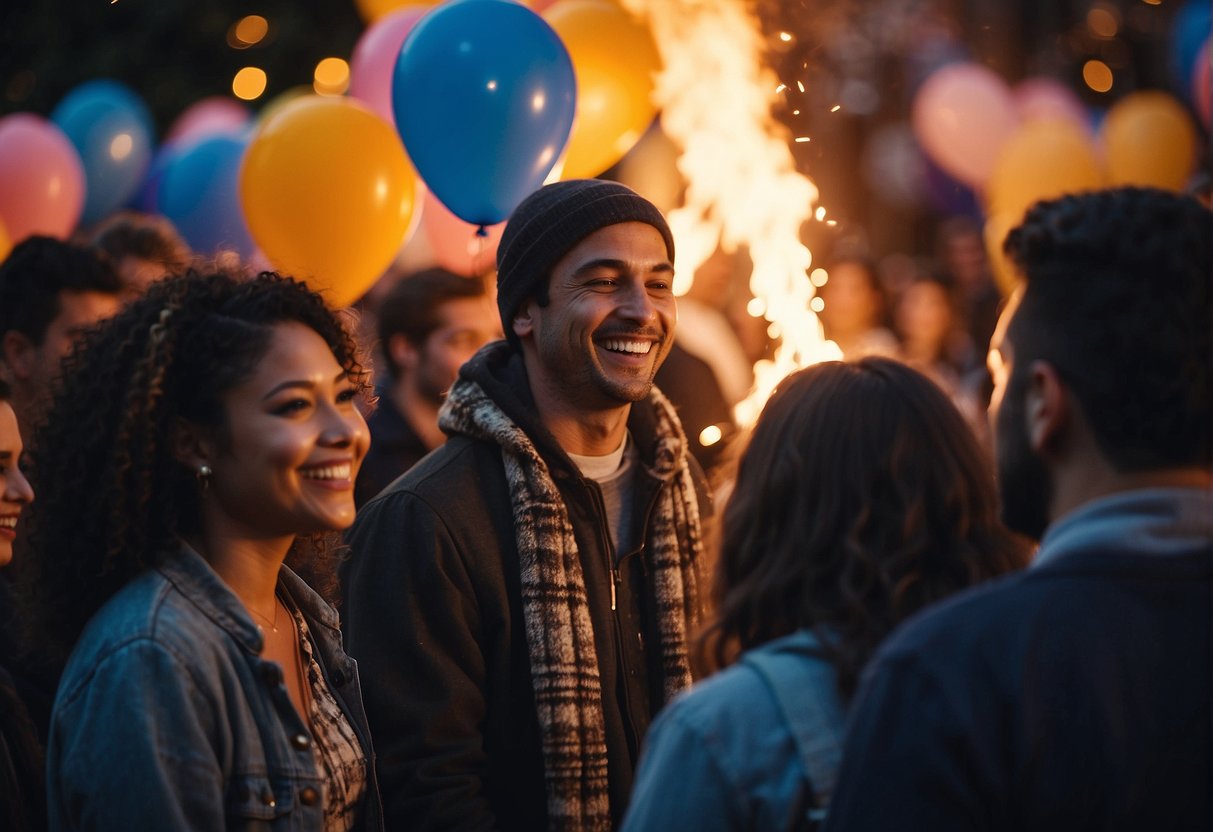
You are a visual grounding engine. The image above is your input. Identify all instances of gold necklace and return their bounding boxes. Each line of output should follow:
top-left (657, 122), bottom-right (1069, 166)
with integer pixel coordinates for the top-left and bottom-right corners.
top-left (249, 596), bottom-right (281, 633)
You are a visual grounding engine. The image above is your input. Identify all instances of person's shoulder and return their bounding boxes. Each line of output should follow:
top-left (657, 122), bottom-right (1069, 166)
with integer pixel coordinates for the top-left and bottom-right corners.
top-left (660, 658), bottom-right (781, 737)
top-left (361, 434), bottom-right (501, 510)
top-left (57, 571), bottom-right (219, 701)
top-left (876, 569), bottom-right (1047, 663)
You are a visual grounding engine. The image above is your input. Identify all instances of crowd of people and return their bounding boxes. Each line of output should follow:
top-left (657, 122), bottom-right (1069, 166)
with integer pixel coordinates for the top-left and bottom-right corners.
top-left (0, 180), bottom-right (1207, 832)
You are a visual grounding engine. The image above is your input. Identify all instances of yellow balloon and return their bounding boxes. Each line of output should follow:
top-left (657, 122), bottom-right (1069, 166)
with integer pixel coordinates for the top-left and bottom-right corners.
top-left (255, 85), bottom-right (314, 128)
top-left (1101, 91), bottom-right (1197, 190)
top-left (355, 0), bottom-right (440, 24)
top-left (0, 218), bottom-right (10, 264)
top-left (983, 213), bottom-right (1022, 297)
top-left (240, 96), bottom-right (417, 307)
top-left (544, 0), bottom-right (661, 179)
top-left (986, 118), bottom-right (1105, 223)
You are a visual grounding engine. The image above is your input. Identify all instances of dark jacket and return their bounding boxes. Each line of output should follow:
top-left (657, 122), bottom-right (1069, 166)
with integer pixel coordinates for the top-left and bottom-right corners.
top-left (0, 663), bottom-right (44, 832)
top-left (0, 572), bottom-right (50, 831)
top-left (342, 346), bottom-right (711, 831)
top-left (823, 489), bottom-right (1212, 831)
top-left (355, 394), bottom-right (431, 509)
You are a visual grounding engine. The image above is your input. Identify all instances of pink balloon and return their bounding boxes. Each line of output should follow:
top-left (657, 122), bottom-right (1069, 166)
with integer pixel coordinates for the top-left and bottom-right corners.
top-left (166, 97), bottom-right (251, 145)
top-left (0, 113), bottom-right (85, 243)
top-left (912, 62), bottom-right (1019, 188)
top-left (349, 6), bottom-right (429, 125)
top-left (1193, 38), bottom-right (1211, 130)
top-left (1014, 77), bottom-right (1089, 129)
top-left (422, 190), bottom-right (504, 277)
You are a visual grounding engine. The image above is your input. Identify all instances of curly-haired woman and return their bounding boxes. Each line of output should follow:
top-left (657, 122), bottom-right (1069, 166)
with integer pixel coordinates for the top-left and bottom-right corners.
top-left (622, 358), bottom-right (1028, 831)
top-left (22, 269), bottom-right (383, 831)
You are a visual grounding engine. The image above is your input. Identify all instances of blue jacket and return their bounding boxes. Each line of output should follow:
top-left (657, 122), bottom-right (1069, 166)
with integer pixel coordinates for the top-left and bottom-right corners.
top-left (47, 544), bottom-right (384, 831)
top-left (824, 488), bottom-right (1212, 831)
top-left (622, 630), bottom-right (845, 831)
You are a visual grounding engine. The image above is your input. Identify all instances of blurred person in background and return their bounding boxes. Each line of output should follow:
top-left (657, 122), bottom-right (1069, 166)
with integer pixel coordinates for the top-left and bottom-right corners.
top-left (622, 357), bottom-right (1027, 831)
top-left (816, 256), bottom-right (898, 360)
top-left (936, 215), bottom-right (1001, 374)
top-left (671, 245), bottom-right (756, 408)
top-left (23, 270), bottom-right (383, 831)
top-left (893, 270), bottom-right (984, 434)
top-left (85, 210), bottom-right (193, 297)
top-left (654, 342), bottom-right (737, 477)
top-left (355, 267), bottom-right (500, 508)
top-left (0, 237), bottom-right (123, 444)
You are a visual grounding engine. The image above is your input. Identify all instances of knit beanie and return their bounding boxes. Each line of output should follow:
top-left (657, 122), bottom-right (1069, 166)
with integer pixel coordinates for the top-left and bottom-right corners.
top-left (495, 179), bottom-right (675, 349)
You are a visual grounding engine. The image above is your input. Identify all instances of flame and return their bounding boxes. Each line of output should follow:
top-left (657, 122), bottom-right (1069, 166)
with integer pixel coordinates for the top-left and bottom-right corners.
top-left (622, 0), bottom-right (836, 427)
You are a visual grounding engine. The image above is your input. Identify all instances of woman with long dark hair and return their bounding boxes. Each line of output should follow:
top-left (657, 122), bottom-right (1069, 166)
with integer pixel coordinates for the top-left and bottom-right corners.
top-left (22, 269), bottom-right (383, 831)
top-left (622, 357), bottom-right (1027, 830)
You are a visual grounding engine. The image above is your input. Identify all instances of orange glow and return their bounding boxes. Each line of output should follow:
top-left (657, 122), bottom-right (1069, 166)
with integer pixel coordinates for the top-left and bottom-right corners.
top-left (1083, 60), bottom-right (1114, 93)
top-left (313, 57), bottom-right (350, 96)
top-left (235, 15), bottom-right (269, 46)
top-left (232, 67), bottom-right (268, 101)
top-left (1087, 7), bottom-right (1119, 38)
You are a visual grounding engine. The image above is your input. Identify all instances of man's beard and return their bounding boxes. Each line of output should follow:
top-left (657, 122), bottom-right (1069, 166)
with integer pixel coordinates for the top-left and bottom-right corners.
top-left (995, 377), bottom-right (1053, 542)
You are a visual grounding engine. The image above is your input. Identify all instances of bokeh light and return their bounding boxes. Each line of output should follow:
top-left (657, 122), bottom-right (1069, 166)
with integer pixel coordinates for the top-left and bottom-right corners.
top-left (228, 15), bottom-right (269, 49)
top-left (1083, 59), bottom-right (1114, 93)
top-left (313, 57), bottom-right (350, 96)
top-left (233, 66), bottom-right (268, 100)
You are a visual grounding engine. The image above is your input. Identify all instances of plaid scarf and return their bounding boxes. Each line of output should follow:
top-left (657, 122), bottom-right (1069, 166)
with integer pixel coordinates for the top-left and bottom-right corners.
top-left (440, 378), bottom-right (705, 831)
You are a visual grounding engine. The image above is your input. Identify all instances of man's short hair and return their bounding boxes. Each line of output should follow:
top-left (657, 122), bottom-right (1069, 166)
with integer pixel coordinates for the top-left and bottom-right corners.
top-left (0, 236), bottom-right (124, 345)
top-left (1004, 187), bottom-right (1211, 471)
top-left (376, 268), bottom-right (488, 380)
top-left (87, 211), bottom-right (192, 274)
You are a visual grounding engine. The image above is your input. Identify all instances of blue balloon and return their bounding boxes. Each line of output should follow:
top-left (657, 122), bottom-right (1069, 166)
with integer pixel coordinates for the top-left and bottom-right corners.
top-left (157, 134), bottom-right (256, 259)
top-left (392, 0), bottom-right (576, 226)
top-left (135, 142), bottom-right (182, 214)
top-left (1170, 1), bottom-right (1212, 103)
top-left (51, 79), bottom-right (155, 226)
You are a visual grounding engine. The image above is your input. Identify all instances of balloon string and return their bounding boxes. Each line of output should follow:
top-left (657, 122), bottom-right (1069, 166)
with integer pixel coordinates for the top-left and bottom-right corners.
top-left (475, 224), bottom-right (489, 238)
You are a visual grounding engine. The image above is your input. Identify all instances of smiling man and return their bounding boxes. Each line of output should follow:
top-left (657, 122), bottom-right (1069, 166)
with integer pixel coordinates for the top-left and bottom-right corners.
top-left (342, 179), bottom-right (711, 831)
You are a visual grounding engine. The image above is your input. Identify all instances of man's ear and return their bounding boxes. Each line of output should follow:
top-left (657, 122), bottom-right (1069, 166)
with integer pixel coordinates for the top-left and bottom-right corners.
top-left (387, 333), bottom-right (420, 374)
top-left (1025, 360), bottom-right (1070, 458)
top-left (2, 331), bottom-right (36, 381)
top-left (512, 300), bottom-right (535, 340)
top-left (171, 418), bottom-right (216, 473)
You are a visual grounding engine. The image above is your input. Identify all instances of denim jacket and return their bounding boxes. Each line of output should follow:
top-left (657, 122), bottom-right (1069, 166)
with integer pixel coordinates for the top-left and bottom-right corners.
top-left (622, 630), bottom-right (845, 831)
top-left (47, 543), bottom-right (384, 832)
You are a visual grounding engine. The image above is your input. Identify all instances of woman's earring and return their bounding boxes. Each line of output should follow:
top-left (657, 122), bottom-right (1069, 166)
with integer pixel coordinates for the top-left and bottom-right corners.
top-left (197, 464), bottom-right (212, 490)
